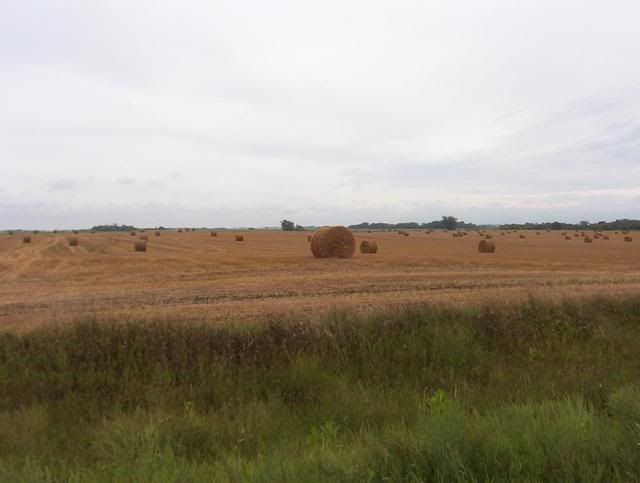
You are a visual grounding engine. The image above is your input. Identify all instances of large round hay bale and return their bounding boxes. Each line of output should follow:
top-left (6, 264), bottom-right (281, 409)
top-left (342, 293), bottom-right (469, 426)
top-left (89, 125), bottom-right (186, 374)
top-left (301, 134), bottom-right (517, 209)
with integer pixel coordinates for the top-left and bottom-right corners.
top-left (68, 237), bottom-right (78, 246)
top-left (624, 236), bottom-right (633, 242)
top-left (23, 236), bottom-right (31, 243)
top-left (478, 240), bottom-right (495, 253)
top-left (360, 240), bottom-right (378, 254)
top-left (235, 235), bottom-right (244, 242)
top-left (311, 226), bottom-right (356, 259)
top-left (134, 241), bottom-right (147, 252)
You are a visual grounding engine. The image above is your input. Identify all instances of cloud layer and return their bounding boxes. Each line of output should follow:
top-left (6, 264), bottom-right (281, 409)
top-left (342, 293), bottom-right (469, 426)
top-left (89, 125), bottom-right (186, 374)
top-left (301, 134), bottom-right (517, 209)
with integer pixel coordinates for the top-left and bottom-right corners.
top-left (1, 0), bottom-right (639, 228)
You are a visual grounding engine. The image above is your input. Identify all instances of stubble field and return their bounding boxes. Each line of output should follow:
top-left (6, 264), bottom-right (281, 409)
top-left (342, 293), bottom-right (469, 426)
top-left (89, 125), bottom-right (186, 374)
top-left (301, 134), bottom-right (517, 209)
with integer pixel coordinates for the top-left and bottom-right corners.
top-left (1, 228), bottom-right (638, 332)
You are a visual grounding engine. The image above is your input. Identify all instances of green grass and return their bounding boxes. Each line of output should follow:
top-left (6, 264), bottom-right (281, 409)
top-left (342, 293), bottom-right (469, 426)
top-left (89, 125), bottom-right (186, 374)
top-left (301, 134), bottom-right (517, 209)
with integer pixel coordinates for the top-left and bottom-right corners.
top-left (1, 297), bottom-right (640, 481)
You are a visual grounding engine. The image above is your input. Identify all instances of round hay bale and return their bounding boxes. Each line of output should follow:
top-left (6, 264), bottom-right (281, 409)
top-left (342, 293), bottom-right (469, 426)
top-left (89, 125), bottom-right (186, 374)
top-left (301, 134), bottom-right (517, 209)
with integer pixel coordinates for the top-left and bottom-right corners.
top-left (235, 235), bottom-right (244, 242)
top-left (565, 236), bottom-right (572, 240)
top-left (8, 230), bottom-right (14, 235)
top-left (478, 240), bottom-right (495, 253)
top-left (603, 235), bottom-right (610, 240)
top-left (140, 235), bottom-right (149, 241)
top-left (311, 226), bottom-right (356, 259)
top-left (403, 232), bottom-right (409, 237)
top-left (584, 237), bottom-right (593, 243)
top-left (155, 231), bottom-right (161, 236)
top-left (185, 228), bottom-right (190, 232)
top-left (519, 234), bottom-right (525, 239)
top-left (130, 231), bottom-right (136, 236)
top-left (134, 241), bottom-right (147, 252)
top-left (23, 236), bottom-right (31, 243)
top-left (624, 236), bottom-right (633, 242)
top-left (68, 237), bottom-right (78, 247)
top-left (53, 230), bottom-right (58, 234)
top-left (485, 234), bottom-right (492, 239)
top-left (360, 240), bottom-right (378, 254)
top-left (307, 235), bottom-right (312, 242)
top-left (32, 230), bottom-right (39, 234)
top-left (177, 229), bottom-right (183, 233)
top-left (211, 231), bottom-right (218, 237)
top-left (91, 231), bottom-right (95, 234)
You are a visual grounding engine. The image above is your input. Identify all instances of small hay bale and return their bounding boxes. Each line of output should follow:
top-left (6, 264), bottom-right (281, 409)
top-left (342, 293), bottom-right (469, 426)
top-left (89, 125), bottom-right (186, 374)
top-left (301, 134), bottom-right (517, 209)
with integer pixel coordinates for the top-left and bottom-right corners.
top-left (478, 240), bottom-right (495, 253)
top-left (519, 234), bottom-right (525, 239)
top-left (53, 230), bottom-right (58, 234)
top-left (8, 230), bottom-right (14, 235)
top-left (211, 231), bottom-right (218, 237)
top-left (311, 226), bottom-right (356, 259)
top-left (360, 240), bottom-right (378, 254)
top-left (134, 241), bottom-right (147, 252)
top-left (23, 236), bottom-right (31, 243)
top-left (177, 229), bottom-right (183, 233)
top-left (625, 236), bottom-right (633, 242)
top-left (155, 231), bottom-right (161, 236)
top-left (235, 235), bottom-right (244, 242)
top-left (130, 231), bottom-right (136, 236)
top-left (91, 231), bottom-right (95, 234)
top-left (68, 237), bottom-right (78, 247)
top-left (140, 235), bottom-right (149, 241)
top-left (603, 235), bottom-right (610, 240)
top-left (584, 237), bottom-right (593, 243)
top-left (307, 235), bottom-right (312, 242)
top-left (72, 230), bottom-right (79, 234)
top-left (565, 236), bottom-right (572, 240)
top-left (32, 230), bottom-right (39, 234)
top-left (485, 234), bottom-right (493, 239)
top-left (403, 232), bottom-right (409, 237)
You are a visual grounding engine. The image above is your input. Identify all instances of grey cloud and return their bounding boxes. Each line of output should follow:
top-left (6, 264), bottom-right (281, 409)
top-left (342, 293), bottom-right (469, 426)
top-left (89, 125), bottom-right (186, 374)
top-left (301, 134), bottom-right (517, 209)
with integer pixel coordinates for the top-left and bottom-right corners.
top-left (116, 177), bottom-right (136, 185)
top-left (46, 179), bottom-right (79, 191)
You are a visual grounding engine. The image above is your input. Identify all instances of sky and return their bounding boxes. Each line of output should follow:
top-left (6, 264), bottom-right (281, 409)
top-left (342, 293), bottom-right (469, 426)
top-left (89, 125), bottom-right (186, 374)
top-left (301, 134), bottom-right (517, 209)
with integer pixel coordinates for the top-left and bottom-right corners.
top-left (1, 0), bottom-right (639, 229)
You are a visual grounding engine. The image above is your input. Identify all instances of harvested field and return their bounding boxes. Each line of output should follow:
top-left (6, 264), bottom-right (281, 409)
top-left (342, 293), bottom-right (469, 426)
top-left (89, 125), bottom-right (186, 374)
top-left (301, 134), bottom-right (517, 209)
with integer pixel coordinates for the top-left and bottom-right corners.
top-left (1, 229), bottom-right (640, 331)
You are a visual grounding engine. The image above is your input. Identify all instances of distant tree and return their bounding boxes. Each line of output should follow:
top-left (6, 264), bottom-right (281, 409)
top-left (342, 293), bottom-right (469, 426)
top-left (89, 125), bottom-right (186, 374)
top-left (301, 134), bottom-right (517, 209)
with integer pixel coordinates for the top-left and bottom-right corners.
top-left (442, 216), bottom-right (458, 231)
top-left (281, 220), bottom-right (295, 231)
top-left (294, 224), bottom-right (305, 231)
top-left (579, 220), bottom-right (590, 227)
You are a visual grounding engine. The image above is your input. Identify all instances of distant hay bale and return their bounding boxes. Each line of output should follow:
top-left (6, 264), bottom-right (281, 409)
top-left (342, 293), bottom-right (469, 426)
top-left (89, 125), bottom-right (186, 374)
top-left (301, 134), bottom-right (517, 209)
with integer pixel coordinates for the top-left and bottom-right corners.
top-left (360, 240), bottom-right (378, 254)
top-left (140, 235), bottom-right (149, 241)
top-left (130, 231), bottom-right (136, 236)
top-left (478, 240), bottom-right (495, 253)
top-left (134, 241), bottom-right (147, 252)
top-left (536, 232), bottom-right (540, 235)
top-left (564, 236), bottom-right (571, 240)
top-left (53, 230), bottom-right (58, 234)
top-left (624, 236), bottom-right (633, 242)
top-left (177, 229), bottom-right (183, 233)
top-left (311, 226), bottom-right (356, 259)
top-left (91, 230), bottom-right (95, 234)
top-left (584, 237), bottom-right (593, 243)
top-left (307, 235), bottom-right (312, 242)
top-left (8, 230), bottom-right (14, 235)
top-left (73, 230), bottom-right (79, 234)
top-left (185, 228), bottom-right (190, 232)
top-left (68, 237), bottom-right (78, 247)
top-left (235, 235), bottom-right (244, 242)
top-left (485, 234), bottom-right (492, 239)
top-left (23, 236), bottom-right (31, 243)
top-left (574, 233), bottom-right (579, 237)
top-left (519, 234), bottom-right (525, 239)
top-left (603, 235), bottom-right (610, 240)
top-left (155, 231), bottom-right (161, 236)
top-left (211, 231), bottom-right (218, 237)
top-left (32, 230), bottom-right (39, 234)
top-left (623, 230), bottom-right (630, 235)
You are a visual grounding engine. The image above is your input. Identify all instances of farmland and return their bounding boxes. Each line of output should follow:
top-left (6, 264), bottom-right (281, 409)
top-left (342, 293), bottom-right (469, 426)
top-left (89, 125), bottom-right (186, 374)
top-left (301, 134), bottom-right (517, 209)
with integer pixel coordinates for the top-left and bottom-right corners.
top-left (1, 228), bottom-right (639, 332)
top-left (2, 228), bottom-right (640, 481)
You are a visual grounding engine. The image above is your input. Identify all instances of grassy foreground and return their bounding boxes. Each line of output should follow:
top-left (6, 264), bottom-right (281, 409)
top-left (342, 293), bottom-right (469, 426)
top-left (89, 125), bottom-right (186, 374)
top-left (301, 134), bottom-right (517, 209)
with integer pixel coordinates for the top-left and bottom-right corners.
top-left (1, 298), bottom-right (640, 482)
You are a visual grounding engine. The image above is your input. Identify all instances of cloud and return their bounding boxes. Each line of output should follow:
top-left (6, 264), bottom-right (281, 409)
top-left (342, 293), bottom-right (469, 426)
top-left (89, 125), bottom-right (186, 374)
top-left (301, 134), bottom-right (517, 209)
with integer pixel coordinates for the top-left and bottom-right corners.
top-left (1, 1), bottom-right (640, 228)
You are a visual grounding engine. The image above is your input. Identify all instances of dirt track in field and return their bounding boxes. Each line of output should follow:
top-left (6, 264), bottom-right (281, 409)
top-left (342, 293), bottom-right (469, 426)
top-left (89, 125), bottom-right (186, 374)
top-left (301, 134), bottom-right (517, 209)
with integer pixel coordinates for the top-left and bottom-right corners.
top-left (1, 229), bottom-right (639, 332)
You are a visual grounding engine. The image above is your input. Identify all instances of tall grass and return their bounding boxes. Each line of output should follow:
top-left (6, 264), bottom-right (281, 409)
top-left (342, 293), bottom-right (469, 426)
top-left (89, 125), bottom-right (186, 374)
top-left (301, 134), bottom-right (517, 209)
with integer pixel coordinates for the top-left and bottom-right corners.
top-left (1, 297), bottom-right (639, 481)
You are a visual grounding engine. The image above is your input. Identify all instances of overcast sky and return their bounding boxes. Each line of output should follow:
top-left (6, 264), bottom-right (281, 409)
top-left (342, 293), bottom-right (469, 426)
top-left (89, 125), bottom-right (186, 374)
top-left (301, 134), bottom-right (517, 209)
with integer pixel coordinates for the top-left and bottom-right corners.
top-left (1, 0), bottom-right (639, 229)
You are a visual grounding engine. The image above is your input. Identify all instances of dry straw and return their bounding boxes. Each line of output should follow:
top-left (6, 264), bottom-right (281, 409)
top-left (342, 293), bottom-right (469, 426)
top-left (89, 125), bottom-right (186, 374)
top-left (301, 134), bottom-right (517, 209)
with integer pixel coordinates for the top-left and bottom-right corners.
top-left (134, 241), bottom-right (147, 252)
top-left (68, 237), bottom-right (78, 247)
top-left (478, 240), bottom-right (495, 253)
top-left (235, 235), bottom-right (244, 242)
top-left (360, 240), bottom-right (378, 254)
top-left (311, 226), bottom-right (356, 259)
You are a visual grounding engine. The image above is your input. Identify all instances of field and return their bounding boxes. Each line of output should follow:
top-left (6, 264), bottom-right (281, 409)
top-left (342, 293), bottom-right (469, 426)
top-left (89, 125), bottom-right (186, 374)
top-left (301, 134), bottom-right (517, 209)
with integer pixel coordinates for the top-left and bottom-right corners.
top-left (2, 228), bottom-right (640, 481)
top-left (1, 228), bottom-right (639, 331)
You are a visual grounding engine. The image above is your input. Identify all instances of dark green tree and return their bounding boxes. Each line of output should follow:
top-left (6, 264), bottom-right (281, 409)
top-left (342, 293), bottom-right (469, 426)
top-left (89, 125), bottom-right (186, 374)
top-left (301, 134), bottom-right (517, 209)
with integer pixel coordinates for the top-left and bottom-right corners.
top-left (280, 220), bottom-right (295, 231)
top-left (442, 216), bottom-right (458, 230)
